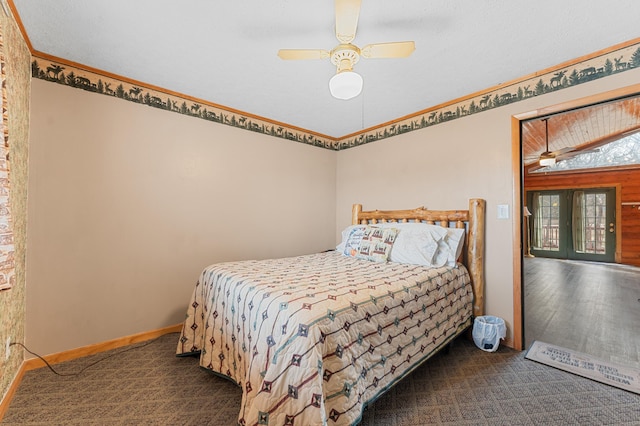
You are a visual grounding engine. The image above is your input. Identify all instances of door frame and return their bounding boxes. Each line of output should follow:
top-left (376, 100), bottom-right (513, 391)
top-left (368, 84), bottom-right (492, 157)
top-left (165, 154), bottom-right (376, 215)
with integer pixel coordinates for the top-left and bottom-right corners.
top-left (510, 83), bottom-right (640, 351)
top-left (525, 185), bottom-right (622, 263)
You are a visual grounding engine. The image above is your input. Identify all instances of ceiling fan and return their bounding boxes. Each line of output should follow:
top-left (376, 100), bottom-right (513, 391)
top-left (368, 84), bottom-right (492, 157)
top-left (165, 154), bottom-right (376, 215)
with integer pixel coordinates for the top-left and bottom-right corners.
top-left (533, 118), bottom-right (599, 166)
top-left (277, 0), bottom-right (416, 100)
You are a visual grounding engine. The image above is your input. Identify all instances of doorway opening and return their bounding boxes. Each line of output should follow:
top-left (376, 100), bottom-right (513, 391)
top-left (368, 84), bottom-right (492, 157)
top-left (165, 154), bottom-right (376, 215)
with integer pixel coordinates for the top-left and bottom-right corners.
top-left (510, 82), bottom-right (640, 351)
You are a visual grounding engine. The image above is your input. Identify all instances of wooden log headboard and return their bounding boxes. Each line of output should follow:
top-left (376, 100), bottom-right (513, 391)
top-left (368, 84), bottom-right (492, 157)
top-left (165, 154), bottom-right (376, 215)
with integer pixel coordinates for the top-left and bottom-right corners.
top-left (351, 198), bottom-right (486, 317)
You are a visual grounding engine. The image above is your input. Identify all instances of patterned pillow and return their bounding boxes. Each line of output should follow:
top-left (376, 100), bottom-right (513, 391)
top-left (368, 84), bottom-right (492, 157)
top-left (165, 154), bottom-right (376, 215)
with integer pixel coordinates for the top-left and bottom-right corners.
top-left (355, 226), bottom-right (398, 263)
top-left (341, 225), bottom-right (366, 257)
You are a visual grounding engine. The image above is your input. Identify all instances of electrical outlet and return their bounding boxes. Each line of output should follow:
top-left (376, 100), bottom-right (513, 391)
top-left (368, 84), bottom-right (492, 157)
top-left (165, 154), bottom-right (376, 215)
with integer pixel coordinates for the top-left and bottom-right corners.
top-left (5, 337), bottom-right (10, 360)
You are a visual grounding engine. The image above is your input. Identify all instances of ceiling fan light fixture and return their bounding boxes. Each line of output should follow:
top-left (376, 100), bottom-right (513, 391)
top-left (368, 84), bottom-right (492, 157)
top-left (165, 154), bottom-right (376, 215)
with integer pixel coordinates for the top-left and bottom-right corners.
top-left (329, 70), bottom-right (363, 100)
top-left (278, 1), bottom-right (414, 101)
top-left (538, 118), bottom-right (556, 167)
top-left (539, 152), bottom-right (556, 167)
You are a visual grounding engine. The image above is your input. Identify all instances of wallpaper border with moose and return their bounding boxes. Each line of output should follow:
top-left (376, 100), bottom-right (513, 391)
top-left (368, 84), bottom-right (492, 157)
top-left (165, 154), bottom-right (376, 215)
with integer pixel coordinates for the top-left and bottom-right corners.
top-left (31, 39), bottom-right (640, 151)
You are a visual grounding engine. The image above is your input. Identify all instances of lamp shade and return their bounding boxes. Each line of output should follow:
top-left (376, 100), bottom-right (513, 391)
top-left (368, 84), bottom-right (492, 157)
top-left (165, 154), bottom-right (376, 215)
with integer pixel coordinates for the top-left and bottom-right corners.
top-left (523, 206), bottom-right (532, 216)
top-left (329, 71), bottom-right (363, 100)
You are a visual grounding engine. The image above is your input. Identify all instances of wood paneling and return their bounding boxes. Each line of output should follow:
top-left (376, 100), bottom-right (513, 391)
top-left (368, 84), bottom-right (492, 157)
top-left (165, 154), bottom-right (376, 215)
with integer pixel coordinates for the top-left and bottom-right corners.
top-left (524, 167), bottom-right (640, 266)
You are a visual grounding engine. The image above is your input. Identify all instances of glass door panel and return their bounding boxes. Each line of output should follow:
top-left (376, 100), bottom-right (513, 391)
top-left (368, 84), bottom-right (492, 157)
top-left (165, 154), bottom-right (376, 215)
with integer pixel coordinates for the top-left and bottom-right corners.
top-left (569, 189), bottom-right (615, 262)
top-left (529, 191), bottom-right (568, 258)
top-left (527, 188), bottom-right (615, 262)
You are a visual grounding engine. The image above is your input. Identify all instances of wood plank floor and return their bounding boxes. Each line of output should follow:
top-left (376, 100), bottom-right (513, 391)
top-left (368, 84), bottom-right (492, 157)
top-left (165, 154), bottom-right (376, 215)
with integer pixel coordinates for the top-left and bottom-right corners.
top-left (524, 257), bottom-right (640, 369)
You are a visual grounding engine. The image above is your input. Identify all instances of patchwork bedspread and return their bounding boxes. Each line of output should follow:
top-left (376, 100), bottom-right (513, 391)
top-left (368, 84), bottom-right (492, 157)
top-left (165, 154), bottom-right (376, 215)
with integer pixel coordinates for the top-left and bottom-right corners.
top-left (177, 251), bottom-right (473, 426)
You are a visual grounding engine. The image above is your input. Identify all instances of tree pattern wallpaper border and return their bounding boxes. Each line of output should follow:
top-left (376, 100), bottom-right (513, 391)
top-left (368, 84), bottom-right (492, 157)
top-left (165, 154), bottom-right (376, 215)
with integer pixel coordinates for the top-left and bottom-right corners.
top-left (31, 40), bottom-right (640, 152)
top-left (341, 41), bottom-right (640, 150)
top-left (30, 59), bottom-right (338, 150)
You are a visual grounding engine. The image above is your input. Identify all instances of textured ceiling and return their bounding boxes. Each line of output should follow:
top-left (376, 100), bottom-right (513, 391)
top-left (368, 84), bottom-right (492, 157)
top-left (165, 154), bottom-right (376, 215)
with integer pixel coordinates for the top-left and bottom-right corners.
top-left (9, 0), bottom-right (640, 138)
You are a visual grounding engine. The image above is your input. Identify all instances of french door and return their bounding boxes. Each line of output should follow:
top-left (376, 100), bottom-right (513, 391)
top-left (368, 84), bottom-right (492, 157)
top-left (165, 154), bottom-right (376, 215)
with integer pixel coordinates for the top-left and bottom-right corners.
top-left (527, 188), bottom-right (616, 262)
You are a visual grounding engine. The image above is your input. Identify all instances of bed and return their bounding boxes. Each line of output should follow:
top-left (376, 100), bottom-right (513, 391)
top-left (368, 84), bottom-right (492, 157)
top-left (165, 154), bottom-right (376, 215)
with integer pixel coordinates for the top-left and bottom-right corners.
top-left (177, 199), bottom-right (485, 426)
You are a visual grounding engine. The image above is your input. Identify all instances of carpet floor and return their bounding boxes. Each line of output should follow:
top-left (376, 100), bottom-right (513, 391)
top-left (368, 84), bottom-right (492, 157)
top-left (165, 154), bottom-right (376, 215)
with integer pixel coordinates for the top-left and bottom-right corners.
top-left (2, 333), bottom-right (640, 425)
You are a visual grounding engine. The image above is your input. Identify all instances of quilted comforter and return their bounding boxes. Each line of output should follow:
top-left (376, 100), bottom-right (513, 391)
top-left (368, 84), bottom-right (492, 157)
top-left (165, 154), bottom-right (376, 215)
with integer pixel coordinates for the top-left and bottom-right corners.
top-left (177, 251), bottom-right (473, 426)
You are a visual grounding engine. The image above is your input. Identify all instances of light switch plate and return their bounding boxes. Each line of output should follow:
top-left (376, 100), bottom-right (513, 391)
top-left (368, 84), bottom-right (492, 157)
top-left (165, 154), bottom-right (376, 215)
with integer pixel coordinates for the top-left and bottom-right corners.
top-left (497, 204), bottom-right (509, 219)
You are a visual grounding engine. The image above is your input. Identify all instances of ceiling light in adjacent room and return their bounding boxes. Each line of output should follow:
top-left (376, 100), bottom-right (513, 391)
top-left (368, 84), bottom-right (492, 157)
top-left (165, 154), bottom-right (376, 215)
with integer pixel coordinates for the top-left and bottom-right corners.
top-left (539, 153), bottom-right (556, 167)
top-left (538, 118), bottom-right (556, 166)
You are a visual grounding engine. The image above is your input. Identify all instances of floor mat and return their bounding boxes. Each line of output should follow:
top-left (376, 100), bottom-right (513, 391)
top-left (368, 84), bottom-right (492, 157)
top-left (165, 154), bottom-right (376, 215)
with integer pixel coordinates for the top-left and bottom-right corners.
top-left (526, 340), bottom-right (640, 395)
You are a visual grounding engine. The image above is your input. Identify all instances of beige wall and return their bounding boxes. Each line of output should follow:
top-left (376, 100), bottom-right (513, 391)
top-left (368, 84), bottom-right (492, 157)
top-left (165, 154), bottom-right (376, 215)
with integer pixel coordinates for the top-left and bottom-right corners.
top-left (336, 67), bottom-right (640, 343)
top-left (22, 45), bottom-right (640, 359)
top-left (26, 79), bottom-right (336, 356)
top-left (0, 11), bottom-right (31, 403)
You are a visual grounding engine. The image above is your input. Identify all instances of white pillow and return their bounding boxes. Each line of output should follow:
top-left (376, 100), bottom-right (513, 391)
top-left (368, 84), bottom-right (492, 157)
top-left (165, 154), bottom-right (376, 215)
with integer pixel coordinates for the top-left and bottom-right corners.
top-left (441, 227), bottom-right (466, 266)
top-left (337, 222), bottom-right (451, 267)
top-left (383, 223), bottom-right (465, 267)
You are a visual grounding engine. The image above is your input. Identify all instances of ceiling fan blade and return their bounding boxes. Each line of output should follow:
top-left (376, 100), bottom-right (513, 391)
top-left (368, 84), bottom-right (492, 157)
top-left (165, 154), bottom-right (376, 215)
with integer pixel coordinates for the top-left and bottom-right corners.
top-left (335, 0), bottom-right (361, 43)
top-left (556, 148), bottom-right (600, 160)
top-left (551, 146), bottom-right (575, 156)
top-left (277, 49), bottom-right (330, 60)
top-left (361, 41), bottom-right (416, 59)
